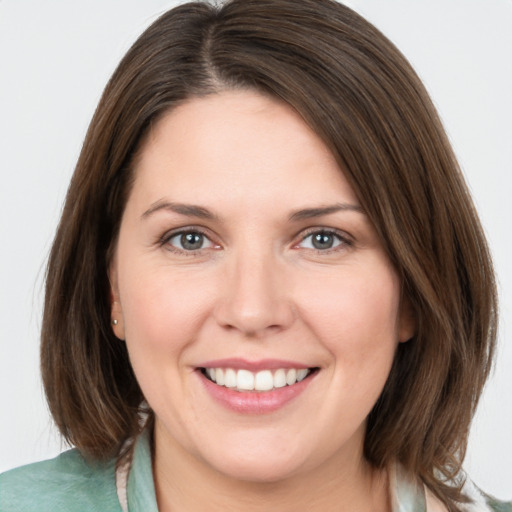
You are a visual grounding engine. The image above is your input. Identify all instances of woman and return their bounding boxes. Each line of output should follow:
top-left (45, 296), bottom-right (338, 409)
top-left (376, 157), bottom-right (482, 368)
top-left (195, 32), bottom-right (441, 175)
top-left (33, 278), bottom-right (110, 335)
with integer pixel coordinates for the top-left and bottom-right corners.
top-left (1, 0), bottom-right (509, 510)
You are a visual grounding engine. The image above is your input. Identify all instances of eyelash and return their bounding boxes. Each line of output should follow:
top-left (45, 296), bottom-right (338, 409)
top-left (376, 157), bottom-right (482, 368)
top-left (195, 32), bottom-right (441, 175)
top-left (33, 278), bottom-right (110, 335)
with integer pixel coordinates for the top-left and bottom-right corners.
top-left (159, 227), bottom-right (353, 255)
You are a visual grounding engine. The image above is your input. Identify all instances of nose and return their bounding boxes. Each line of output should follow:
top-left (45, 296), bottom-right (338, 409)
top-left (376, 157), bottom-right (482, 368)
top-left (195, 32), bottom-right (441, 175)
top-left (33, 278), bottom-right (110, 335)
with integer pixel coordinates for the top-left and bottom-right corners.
top-left (213, 248), bottom-right (295, 337)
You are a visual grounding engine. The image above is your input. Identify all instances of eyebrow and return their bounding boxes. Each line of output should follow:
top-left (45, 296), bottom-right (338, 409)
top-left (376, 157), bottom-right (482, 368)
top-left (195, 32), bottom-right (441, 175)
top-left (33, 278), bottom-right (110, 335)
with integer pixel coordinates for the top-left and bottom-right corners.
top-left (141, 200), bottom-right (364, 222)
top-left (288, 203), bottom-right (364, 221)
top-left (141, 201), bottom-right (218, 220)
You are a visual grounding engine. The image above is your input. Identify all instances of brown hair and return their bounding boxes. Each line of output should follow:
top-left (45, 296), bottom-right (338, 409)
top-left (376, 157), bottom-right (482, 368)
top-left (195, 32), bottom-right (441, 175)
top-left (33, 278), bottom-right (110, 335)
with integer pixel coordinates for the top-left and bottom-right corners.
top-left (41, 0), bottom-right (497, 509)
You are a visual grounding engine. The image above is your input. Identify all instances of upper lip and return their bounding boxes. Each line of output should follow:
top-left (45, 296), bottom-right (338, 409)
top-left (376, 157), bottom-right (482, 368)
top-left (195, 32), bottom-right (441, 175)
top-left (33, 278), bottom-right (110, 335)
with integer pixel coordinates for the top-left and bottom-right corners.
top-left (197, 358), bottom-right (314, 371)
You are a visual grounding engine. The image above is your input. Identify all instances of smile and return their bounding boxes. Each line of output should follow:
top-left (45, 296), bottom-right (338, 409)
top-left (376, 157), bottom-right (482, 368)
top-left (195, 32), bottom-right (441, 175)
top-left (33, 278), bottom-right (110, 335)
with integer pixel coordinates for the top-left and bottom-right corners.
top-left (201, 367), bottom-right (315, 392)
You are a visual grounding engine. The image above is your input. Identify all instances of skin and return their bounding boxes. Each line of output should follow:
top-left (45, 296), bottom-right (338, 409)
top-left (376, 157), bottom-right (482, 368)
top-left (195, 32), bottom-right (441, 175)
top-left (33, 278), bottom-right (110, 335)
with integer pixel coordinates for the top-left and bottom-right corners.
top-left (109, 90), bottom-right (415, 512)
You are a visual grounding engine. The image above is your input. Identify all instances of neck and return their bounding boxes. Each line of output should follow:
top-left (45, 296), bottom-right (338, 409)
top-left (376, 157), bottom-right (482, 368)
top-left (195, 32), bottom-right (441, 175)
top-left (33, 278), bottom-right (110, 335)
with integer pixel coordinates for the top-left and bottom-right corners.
top-left (152, 426), bottom-right (390, 512)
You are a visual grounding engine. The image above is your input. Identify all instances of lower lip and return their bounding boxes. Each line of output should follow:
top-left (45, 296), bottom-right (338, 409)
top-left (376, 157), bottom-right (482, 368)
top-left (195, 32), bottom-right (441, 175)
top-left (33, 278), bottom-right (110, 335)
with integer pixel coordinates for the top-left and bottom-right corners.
top-left (198, 370), bottom-right (316, 414)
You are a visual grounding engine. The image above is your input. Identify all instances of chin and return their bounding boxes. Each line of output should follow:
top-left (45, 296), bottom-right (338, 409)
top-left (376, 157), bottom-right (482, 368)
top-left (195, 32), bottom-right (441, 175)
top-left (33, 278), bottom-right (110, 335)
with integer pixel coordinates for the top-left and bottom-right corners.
top-left (201, 444), bottom-right (312, 484)
top-left (214, 458), bottom-right (303, 484)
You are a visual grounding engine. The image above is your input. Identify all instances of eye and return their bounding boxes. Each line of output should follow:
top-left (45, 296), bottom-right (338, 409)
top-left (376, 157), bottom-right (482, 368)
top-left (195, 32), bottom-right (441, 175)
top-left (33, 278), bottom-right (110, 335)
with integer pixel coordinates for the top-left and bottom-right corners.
top-left (297, 230), bottom-right (348, 251)
top-left (166, 230), bottom-right (215, 252)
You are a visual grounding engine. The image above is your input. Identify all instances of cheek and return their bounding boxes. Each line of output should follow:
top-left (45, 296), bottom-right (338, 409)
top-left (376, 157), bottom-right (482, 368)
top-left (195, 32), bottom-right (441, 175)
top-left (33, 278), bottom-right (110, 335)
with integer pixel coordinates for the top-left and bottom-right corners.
top-left (117, 265), bottom-right (217, 416)
top-left (298, 263), bottom-right (401, 367)
top-left (119, 263), bottom-right (216, 358)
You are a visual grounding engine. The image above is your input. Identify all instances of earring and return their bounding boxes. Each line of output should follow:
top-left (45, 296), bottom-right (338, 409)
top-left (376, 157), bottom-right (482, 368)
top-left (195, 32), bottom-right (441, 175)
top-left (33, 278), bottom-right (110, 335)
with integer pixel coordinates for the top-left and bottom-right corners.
top-left (112, 319), bottom-right (118, 326)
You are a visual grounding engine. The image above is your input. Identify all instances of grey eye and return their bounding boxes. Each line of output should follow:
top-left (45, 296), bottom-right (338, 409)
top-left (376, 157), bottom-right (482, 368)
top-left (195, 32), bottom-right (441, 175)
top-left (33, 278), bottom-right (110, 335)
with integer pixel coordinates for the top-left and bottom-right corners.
top-left (168, 231), bottom-right (214, 251)
top-left (299, 231), bottom-right (344, 250)
top-left (312, 232), bottom-right (335, 249)
top-left (181, 232), bottom-right (204, 250)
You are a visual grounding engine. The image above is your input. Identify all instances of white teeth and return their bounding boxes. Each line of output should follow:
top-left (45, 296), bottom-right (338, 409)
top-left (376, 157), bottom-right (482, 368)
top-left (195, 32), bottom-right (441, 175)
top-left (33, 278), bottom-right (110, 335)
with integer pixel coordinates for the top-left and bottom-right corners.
top-left (237, 369), bottom-right (255, 390)
top-left (273, 369), bottom-right (287, 388)
top-left (204, 366), bottom-right (313, 392)
top-left (286, 368), bottom-right (297, 386)
top-left (215, 368), bottom-right (225, 386)
top-left (254, 370), bottom-right (274, 391)
top-left (296, 369), bottom-right (309, 382)
top-left (224, 368), bottom-right (237, 388)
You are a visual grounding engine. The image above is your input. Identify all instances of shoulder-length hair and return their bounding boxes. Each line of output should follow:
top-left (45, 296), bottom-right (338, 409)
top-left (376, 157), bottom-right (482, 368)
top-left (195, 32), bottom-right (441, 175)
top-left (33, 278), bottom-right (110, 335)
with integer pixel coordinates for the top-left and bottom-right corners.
top-left (41, 0), bottom-right (497, 509)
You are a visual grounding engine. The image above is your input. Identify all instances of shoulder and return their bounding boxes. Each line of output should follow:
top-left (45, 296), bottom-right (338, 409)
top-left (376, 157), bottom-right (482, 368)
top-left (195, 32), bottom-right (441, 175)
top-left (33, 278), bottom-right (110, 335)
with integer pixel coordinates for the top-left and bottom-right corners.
top-left (424, 487), bottom-right (512, 512)
top-left (412, 465), bottom-right (511, 512)
top-left (459, 475), bottom-right (512, 512)
top-left (0, 449), bottom-right (122, 512)
top-left (484, 497), bottom-right (512, 512)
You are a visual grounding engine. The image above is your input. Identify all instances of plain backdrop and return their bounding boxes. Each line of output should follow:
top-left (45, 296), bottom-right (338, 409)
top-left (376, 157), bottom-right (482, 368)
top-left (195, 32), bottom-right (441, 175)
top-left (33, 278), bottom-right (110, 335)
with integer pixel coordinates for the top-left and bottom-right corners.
top-left (1, 0), bottom-right (511, 500)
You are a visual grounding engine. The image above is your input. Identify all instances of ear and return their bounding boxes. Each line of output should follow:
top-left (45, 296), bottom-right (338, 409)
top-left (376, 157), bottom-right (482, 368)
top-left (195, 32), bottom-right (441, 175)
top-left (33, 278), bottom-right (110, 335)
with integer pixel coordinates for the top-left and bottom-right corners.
top-left (108, 258), bottom-right (125, 341)
top-left (398, 295), bottom-right (416, 343)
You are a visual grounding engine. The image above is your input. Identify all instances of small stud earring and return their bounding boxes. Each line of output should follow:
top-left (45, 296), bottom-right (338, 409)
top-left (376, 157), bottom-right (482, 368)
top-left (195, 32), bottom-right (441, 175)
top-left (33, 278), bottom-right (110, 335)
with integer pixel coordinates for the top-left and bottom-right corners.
top-left (112, 319), bottom-right (118, 326)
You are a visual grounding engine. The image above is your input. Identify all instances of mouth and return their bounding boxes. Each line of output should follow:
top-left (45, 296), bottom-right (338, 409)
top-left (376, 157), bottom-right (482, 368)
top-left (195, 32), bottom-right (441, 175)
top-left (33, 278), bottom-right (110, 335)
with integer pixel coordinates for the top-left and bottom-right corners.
top-left (196, 360), bottom-right (320, 413)
top-left (199, 366), bottom-right (319, 392)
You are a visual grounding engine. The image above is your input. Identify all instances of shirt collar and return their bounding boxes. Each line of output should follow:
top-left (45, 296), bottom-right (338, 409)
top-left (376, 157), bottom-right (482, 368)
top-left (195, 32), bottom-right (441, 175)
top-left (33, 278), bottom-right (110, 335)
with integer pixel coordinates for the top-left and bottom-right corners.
top-left (126, 429), bottom-right (159, 512)
top-left (391, 462), bottom-right (427, 512)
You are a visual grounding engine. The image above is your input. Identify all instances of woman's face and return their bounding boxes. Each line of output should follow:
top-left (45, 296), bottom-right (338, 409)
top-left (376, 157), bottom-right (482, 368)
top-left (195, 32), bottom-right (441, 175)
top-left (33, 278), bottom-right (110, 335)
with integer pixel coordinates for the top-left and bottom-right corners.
top-left (110, 90), bottom-right (414, 483)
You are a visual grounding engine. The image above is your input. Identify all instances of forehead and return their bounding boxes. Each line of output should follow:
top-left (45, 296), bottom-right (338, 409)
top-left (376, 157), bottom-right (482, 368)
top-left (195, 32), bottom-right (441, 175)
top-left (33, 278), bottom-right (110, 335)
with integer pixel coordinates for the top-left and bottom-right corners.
top-left (129, 90), bottom-right (359, 213)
